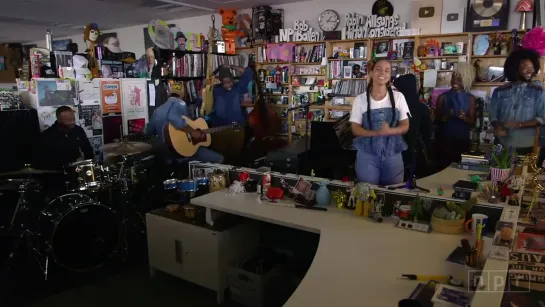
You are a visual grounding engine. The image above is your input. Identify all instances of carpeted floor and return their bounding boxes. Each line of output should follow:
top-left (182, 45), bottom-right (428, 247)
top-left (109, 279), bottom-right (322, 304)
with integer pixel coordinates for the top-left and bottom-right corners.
top-left (26, 265), bottom-right (242, 307)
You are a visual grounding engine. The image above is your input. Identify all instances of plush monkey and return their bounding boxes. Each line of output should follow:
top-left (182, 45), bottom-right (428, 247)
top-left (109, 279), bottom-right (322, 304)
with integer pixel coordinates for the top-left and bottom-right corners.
top-left (83, 23), bottom-right (100, 78)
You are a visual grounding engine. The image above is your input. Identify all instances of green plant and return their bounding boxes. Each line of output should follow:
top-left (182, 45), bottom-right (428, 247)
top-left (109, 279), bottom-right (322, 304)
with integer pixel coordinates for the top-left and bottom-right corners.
top-left (432, 198), bottom-right (477, 221)
top-left (487, 144), bottom-right (516, 169)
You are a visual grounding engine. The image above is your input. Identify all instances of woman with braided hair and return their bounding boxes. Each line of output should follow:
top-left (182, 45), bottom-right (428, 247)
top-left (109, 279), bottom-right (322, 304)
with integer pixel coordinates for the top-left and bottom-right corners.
top-left (349, 59), bottom-right (410, 185)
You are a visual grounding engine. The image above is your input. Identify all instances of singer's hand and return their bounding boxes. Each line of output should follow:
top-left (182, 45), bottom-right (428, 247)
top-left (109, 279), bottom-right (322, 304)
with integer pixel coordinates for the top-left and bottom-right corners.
top-left (378, 121), bottom-right (392, 136)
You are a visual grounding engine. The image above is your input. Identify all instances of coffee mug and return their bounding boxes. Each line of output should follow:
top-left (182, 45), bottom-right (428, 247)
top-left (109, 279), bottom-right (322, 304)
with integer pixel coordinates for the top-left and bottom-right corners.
top-left (465, 213), bottom-right (488, 237)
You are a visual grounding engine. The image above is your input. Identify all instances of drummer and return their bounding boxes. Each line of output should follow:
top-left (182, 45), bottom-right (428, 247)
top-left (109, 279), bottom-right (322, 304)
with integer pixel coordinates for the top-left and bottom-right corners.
top-left (37, 106), bottom-right (94, 170)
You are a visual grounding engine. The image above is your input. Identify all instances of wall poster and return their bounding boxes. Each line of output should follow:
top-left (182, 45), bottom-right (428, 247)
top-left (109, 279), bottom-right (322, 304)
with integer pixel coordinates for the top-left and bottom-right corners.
top-left (121, 79), bottom-right (148, 135)
top-left (100, 80), bottom-right (121, 114)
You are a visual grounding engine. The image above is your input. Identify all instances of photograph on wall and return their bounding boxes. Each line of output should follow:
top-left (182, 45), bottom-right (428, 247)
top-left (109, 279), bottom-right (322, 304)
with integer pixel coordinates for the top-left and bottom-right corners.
top-left (79, 105), bottom-right (103, 137)
top-left (374, 41), bottom-right (390, 58)
top-left (100, 80), bottom-right (122, 114)
top-left (36, 79), bottom-right (76, 107)
top-left (128, 118), bottom-right (146, 134)
top-left (77, 80), bottom-right (100, 105)
top-left (121, 79), bottom-right (148, 135)
top-left (98, 32), bottom-right (122, 53)
top-left (103, 115), bottom-right (122, 143)
top-left (52, 39), bottom-right (72, 51)
top-left (89, 136), bottom-right (104, 160)
top-left (143, 24), bottom-right (176, 49)
top-left (37, 105), bottom-right (79, 131)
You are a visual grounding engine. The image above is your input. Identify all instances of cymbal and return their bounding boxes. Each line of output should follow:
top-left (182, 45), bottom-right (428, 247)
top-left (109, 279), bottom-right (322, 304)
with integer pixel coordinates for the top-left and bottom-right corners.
top-left (0, 165), bottom-right (60, 177)
top-left (103, 141), bottom-right (153, 156)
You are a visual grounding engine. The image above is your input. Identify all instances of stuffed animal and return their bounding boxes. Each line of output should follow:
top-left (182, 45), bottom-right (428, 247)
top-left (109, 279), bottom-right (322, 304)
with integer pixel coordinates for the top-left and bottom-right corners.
top-left (218, 8), bottom-right (244, 54)
top-left (83, 23), bottom-right (100, 78)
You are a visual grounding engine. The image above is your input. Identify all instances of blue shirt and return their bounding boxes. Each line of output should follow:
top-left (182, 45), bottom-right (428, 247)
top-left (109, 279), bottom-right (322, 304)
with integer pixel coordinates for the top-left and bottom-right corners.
top-left (211, 67), bottom-right (253, 126)
top-left (489, 82), bottom-right (545, 149)
top-left (145, 96), bottom-right (188, 142)
top-left (442, 90), bottom-right (472, 140)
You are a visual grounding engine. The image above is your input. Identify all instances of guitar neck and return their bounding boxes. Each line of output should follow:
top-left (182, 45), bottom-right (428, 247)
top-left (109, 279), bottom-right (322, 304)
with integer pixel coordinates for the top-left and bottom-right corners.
top-left (203, 125), bottom-right (233, 134)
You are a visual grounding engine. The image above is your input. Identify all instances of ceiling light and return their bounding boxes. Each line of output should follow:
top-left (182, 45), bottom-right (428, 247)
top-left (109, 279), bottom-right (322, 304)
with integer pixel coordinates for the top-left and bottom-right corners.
top-left (155, 0), bottom-right (215, 11)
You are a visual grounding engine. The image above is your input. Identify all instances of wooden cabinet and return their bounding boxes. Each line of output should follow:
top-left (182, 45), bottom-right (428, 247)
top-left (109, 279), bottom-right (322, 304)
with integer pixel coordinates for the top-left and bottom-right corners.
top-left (146, 210), bottom-right (259, 303)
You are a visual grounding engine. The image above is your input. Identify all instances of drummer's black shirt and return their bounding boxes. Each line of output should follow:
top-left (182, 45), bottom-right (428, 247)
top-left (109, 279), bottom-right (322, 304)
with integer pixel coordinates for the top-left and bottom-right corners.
top-left (38, 121), bottom-right (94, 170)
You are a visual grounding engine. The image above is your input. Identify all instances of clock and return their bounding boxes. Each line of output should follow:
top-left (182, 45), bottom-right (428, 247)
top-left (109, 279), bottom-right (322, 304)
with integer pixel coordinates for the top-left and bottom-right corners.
top-left (318, 10), bottom-right (340, 31)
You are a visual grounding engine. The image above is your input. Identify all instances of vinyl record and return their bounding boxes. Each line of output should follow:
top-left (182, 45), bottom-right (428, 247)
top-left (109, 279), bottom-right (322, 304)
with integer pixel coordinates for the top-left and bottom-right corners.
top-left (148, 19), bottom-right (174, 50)
top-left (372, 0), bottom-right (394, 16)
top-left (473, 0), bottom-right (503, 18)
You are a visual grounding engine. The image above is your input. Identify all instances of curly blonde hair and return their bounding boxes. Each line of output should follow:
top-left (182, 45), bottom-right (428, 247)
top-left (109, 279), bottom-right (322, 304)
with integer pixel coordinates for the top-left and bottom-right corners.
top-left (453, 62), bottom-right (476, 91)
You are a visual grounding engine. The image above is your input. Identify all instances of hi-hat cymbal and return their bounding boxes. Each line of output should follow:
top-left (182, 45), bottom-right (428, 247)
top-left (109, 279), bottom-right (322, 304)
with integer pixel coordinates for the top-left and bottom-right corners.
top-left (0, 164), bottom-right (60, 177)
top-left (103, 141), bottom-right (153, 156)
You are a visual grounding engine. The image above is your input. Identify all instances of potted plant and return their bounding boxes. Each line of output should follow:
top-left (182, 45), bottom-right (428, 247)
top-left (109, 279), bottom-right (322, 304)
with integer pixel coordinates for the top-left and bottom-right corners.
top-left (489, 32), bottom-right (509, 55)
top-left (431, 198), bottom-right (477, 234)
top-left (486, 144), bottom-right (517, 185)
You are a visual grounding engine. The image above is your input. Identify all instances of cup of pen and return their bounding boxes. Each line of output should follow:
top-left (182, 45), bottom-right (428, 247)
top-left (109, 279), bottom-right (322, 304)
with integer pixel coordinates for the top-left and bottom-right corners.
top-left (465, 214), bottom-right (488, 239)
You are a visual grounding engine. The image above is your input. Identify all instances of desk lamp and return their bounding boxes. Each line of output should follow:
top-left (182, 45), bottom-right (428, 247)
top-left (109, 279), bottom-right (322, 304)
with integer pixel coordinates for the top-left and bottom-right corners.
top-left (515, 0), bottom-right (533, 30)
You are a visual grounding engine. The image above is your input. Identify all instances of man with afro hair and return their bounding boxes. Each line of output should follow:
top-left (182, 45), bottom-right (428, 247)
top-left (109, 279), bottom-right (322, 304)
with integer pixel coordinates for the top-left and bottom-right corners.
top-left (489, 48), bottom-right (545, 154)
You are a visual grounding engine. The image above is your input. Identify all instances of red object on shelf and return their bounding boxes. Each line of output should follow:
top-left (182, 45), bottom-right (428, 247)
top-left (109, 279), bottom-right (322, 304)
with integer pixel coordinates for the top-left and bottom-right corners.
top-left (238, 171), bottom-right (250, 182)
top-left (266, 187), bottom-right (284, 200)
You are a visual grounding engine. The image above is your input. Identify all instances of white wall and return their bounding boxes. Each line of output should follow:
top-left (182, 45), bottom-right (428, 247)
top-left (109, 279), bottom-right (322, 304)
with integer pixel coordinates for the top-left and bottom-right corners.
top-left (29, 0), bottom-right (527, 58)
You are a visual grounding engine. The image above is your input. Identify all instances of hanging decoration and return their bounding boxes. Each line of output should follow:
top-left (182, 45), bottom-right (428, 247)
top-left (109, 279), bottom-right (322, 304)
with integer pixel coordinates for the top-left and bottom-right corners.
top-left (343, 13), bottom-right (366, 39)
top-left (363, 15), bottom-right (405, 38)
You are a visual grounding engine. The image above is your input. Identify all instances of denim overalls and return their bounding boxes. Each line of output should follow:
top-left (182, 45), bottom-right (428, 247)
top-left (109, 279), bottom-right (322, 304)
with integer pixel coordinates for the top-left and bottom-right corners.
top-left (354, 106), bottom-right (408, 185)
top-left (489, 82), bottom-right (545, 150)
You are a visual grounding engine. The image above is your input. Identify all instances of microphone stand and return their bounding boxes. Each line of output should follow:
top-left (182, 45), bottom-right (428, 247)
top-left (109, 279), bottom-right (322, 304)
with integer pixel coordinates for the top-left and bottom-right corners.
top-left (393, 113), bottom-right (429, 192)
top-left (469, 98), bottom-right (484, 156)
top-left (287, 102), bottom-right (312, 174)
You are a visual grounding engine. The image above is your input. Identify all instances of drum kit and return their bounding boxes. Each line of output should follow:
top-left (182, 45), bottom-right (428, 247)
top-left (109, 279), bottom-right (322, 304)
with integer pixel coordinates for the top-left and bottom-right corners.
top-left (0, 139), bottom-right (156, 279)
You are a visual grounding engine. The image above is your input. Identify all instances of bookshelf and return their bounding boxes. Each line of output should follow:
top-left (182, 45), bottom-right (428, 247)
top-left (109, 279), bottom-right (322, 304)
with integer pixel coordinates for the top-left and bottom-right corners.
top-left (234, 29), bottom-right (543, 144)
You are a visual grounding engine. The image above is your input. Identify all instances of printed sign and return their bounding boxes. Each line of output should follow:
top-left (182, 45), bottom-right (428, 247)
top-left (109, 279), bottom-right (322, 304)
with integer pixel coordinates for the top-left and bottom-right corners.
top-left (100, 80), bottom-right (121, 114)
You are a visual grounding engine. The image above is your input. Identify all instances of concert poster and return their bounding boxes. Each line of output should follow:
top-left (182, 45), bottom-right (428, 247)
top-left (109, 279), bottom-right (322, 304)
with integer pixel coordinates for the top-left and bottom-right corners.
top-left (100, 80), bottom-right (121, 115)
top-left (102, 115), bottom-right (122, 144)
top-left (128, 118), bottom-right (145, 134)
top-left (89, 136), bottom-right (103, 160)
top-left (79, 105), bottom-right (103, 137)
top-left (121, 79), bottom-right (148, 135)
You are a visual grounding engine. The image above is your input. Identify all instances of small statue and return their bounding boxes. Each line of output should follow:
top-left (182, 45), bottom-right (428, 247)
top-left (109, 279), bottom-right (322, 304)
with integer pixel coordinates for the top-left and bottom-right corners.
top-left (83, 23), bottom-right (100, 78)
top-left (218, 8), bottom-right (245, 54)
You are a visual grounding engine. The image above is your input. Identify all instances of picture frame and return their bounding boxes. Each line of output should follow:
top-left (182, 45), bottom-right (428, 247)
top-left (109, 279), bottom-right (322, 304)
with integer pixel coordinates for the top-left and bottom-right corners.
top-left (343, 66), bottom-right (352, 78)
top-left (374, 41), bottom-right (390, 58)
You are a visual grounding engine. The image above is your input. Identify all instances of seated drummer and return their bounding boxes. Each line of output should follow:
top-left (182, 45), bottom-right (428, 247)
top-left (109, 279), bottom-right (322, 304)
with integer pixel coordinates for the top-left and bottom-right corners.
top-left (38, 106), bottom-right (94, 170)
top-left (207, 65), bottom-right (253, 164)
top-left (145, 83), bottom-right (224, 164)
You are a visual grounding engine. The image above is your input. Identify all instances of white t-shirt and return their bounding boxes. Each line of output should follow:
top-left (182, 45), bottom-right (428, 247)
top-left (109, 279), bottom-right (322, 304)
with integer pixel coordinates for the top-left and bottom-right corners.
top-left (349, 90), bottom-right (411, 125)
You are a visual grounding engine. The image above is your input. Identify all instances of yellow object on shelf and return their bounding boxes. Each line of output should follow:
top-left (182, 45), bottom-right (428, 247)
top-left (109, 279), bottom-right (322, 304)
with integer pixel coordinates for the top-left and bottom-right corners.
top-left (363, 201), bottom-right (371, 217)
top-left (355, 200), bottom-right (363, 216)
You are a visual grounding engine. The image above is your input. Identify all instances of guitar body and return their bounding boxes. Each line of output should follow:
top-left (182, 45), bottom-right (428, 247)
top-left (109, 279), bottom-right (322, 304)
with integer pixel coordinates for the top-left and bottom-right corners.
top-left (164, 116), bottom-right (211, 157)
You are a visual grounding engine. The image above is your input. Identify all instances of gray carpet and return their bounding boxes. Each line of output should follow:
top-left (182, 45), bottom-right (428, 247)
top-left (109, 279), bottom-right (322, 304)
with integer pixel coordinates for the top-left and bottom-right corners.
top-left (28, 265), bottom-right (242, 307)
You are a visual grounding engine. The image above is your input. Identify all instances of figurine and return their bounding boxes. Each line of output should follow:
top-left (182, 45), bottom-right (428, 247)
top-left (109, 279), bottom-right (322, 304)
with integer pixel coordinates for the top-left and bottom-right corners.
top-left (83, 23), bottom-right (100, 78)
top-left (218, 8), bottom-right (245, 54)
top-left (437, 186), bottom-right (445, 196)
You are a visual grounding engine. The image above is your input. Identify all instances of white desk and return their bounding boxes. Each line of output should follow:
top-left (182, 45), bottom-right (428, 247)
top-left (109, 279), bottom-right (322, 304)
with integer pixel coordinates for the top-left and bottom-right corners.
top-left (190, 167), bottom-right (516, 306)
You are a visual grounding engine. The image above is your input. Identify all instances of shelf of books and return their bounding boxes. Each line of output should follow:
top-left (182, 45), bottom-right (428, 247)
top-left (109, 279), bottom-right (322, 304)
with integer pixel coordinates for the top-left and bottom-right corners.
top-left (234, 29), bottom-right (544, 143)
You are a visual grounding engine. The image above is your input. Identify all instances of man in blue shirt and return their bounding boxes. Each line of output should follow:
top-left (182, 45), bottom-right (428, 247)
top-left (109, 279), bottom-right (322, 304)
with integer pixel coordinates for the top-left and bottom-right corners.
top-left (489, 48), bottom-right (545, 155)
top-left (208, 65), bottom-right (253, 164)
top-left (146, 85), bottom-right (223, 164)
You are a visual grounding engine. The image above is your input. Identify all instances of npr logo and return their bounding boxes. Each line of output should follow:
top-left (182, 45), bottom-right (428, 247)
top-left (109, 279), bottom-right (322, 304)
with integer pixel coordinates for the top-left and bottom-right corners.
top-left (468, 270), bottom-right (531, 293)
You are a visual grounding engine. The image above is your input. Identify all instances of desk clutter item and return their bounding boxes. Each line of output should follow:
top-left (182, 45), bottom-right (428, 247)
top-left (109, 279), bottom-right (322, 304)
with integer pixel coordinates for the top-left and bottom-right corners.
top-left (396, 220), bottom-right (431, 233)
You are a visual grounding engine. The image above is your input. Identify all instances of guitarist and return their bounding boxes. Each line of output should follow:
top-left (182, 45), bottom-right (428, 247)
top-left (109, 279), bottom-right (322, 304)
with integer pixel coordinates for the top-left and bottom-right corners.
top-left (208, 65), bottom-right (253, 164)
top-left (146, 84), bottom-right (224, 164)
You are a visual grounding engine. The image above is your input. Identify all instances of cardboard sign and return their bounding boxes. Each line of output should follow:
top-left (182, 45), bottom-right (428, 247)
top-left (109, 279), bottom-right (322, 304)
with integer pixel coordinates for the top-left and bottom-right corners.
top-left (100, 80), bottom-right (121, 114)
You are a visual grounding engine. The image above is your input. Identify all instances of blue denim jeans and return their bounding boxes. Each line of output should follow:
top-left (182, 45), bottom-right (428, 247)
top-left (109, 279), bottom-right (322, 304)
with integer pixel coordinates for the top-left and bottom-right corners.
top-left (355, 151), bottom-right (404, 185)
top-left (171, 147), bottom-right (224, 164)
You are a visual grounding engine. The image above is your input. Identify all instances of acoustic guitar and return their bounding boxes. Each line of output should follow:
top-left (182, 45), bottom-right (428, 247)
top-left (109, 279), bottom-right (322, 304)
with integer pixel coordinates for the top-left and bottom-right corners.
top-left (163, 116), bottom-right (240, 157)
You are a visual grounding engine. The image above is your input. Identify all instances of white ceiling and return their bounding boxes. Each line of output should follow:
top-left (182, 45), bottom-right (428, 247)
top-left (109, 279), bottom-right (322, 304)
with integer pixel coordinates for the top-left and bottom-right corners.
top-left (0, 0), bottom-right (301, 43)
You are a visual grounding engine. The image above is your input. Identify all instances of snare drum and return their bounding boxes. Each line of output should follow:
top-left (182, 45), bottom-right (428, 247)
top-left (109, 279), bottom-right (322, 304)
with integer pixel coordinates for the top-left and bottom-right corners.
top-left (178, 179), bottom-right (198, 192)
top-left (163, 179), bottom-right (178, 190)
top-left (65, 160), bottom-right (104, 191)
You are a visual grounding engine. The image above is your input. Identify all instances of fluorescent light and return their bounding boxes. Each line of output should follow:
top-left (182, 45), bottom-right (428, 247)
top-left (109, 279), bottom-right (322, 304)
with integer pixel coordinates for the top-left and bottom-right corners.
top-left (155, 0), bottom-right (215, 12)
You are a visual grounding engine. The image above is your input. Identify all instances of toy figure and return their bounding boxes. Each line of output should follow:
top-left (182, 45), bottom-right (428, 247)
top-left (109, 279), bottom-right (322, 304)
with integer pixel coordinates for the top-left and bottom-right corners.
top-left (218, 8), bottom-right (245, 54)
top-left (83, 23), bottom-right (100, 78)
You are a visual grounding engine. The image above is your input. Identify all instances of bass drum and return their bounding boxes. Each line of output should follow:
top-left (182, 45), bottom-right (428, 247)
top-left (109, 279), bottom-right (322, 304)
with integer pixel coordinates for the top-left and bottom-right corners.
top-left (38, 193), bottom-right (120, 272)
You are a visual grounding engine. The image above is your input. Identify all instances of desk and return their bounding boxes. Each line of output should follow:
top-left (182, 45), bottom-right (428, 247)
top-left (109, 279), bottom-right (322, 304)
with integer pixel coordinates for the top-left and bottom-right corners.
top-left (186, 167), bottom-right (518, 306)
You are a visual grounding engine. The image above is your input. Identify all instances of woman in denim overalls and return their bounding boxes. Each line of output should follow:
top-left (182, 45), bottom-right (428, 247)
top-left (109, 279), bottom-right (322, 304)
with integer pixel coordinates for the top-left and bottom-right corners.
top-left (350, 59), bottom-right (410, 185)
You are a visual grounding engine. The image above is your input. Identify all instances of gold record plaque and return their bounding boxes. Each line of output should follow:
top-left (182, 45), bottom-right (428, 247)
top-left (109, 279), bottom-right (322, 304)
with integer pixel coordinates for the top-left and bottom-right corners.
top-left (465, 0), bottom-right (509, 32)
top-left (473, 0), bottom-right (504, 18)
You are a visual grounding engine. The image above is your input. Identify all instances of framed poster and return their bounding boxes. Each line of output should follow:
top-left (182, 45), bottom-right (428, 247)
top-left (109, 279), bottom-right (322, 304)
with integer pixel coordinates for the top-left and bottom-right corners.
top-left (121, 79), bottom-right (148, 135)
top-left (100, 80), bottom-right (121, 114)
